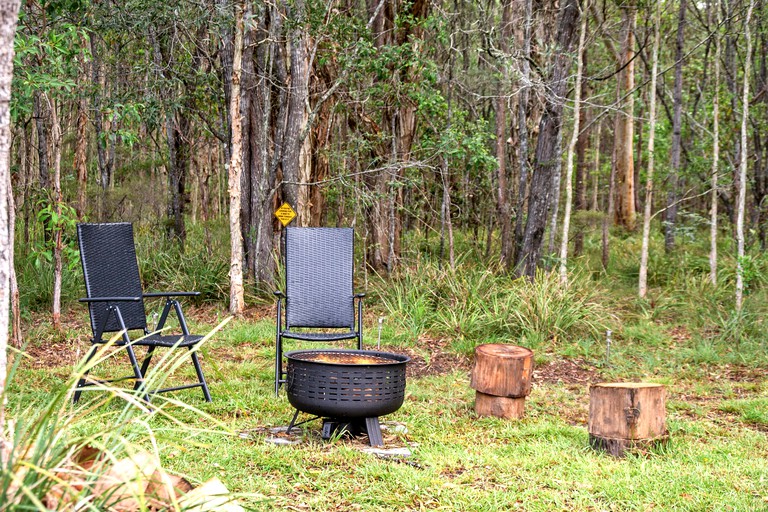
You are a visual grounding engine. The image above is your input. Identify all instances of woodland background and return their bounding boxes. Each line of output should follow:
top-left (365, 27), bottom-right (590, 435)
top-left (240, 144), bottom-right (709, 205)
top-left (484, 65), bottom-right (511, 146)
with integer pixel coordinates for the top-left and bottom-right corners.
top-left (5, 0), bottom-right (768, 325)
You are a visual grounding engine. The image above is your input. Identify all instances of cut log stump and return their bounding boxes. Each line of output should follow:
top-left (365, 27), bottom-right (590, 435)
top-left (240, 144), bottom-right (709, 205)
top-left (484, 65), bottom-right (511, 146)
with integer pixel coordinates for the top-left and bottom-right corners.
top-left (588, 382), bottom-right (669, 457)
top-left (471, 344), bottom-right (534, 419)
top-left (474, 391), bottom-right (526, 419)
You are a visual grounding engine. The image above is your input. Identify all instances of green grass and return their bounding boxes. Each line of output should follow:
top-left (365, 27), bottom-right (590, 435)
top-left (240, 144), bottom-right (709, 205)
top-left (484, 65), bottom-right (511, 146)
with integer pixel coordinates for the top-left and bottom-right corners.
top-left (6, 308), bottom-right (768, 510)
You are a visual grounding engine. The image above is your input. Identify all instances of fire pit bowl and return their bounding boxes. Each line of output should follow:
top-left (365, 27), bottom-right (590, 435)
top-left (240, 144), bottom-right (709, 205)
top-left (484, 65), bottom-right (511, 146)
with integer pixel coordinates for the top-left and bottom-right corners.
top-left (285, 349), bottom-right (410, 419)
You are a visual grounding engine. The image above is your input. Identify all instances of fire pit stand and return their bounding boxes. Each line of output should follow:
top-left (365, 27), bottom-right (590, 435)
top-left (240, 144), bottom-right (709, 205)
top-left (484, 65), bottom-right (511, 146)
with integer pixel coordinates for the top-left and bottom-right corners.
top-left (283, 349), bottom-right (410, 447)
top-left (287, 413), bottom-right (385, 446)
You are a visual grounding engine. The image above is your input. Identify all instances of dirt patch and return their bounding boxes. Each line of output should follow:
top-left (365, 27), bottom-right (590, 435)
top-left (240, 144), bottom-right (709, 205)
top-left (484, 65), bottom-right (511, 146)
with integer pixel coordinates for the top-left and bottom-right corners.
top-left (24, 340), bottom-right (83, 370)
top-left (381, 336), bottom-right (472, 380)
top-left (210, 345), bottom-right (253, 364)
top-left (667, 325), bottom-right (693, 345)
top-left (533, 358), bottom-right (602, 385)
top-left (718, 366), bottom-right (765, 383)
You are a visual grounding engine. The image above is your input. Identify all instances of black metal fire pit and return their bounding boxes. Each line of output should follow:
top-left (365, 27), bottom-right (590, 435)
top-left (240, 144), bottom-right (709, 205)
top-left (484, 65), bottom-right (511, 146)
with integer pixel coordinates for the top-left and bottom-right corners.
top-left (284, 349), bottom-right (410, 446)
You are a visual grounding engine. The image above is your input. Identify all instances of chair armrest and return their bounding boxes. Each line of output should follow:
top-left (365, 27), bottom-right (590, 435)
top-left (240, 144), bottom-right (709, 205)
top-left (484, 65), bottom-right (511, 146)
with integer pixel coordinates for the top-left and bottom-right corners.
top-left (274, 291), bottom-right (285, 298)
top-left (79, 296), bottom-right (142, 303)
top-left (354, 293), bottom-right (366, 298)
top-left (143, 292), bottom-right (201, 298)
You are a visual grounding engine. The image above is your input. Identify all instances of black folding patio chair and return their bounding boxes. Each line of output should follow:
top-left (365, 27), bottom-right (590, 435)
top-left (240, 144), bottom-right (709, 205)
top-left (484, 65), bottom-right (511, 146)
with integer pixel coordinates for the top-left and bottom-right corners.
top-left (73, 222), bottom-right (212, 403)
top-left (274, 227), bottom-right (364, 394)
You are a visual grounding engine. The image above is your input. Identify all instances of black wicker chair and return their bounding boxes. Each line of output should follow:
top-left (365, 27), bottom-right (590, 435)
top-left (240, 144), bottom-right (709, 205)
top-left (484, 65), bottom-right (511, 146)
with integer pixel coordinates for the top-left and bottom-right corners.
top-left (73, 222), bottom-right (212, 403)
top-left (274, 227), bottom-right (364, 394)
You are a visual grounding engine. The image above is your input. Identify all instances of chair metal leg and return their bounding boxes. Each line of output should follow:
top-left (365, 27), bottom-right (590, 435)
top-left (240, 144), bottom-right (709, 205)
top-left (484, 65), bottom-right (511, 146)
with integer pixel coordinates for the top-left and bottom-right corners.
top-left (136, 345), bottom-right (156, 390)
top-left (275, 336), bottom-right (283, 396)
top-left (73, 344), bottom-right (99, 404)
top-left (125, 345), bottom-right (148, 401)
top-left (357, 296), bottom-right (364, 350)
top-left (190, 349), bottom-right (212, 402)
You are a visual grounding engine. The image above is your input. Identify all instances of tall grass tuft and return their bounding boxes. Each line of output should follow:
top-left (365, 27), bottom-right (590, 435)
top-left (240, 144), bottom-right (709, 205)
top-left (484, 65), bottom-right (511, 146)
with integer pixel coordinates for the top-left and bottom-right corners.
top-left (375, 252), bottom-right (613, 356)
top-left (15, 256), bottom-right (83, 312)
top-left (135, 222), bottom-right (230, 303)
top-left (1, 318), bottom-right (234, 509)
top-left (505, 270), bottom-right (613, 350)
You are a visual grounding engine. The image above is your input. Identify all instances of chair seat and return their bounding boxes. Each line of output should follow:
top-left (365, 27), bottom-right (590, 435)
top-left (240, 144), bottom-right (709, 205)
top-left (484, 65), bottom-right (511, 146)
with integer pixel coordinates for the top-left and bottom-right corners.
top-left (280, 330), bottom-right (358, 342)
top-left (137, 334), bottom-right (204, 347)
top-left (98, 334), bottom-right (204, 348)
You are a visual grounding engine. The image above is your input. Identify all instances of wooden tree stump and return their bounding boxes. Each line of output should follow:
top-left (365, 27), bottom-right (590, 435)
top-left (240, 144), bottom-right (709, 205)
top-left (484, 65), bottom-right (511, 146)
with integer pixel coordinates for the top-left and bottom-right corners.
top-left (471, 344), bottom-right (534, 419)
top-left (588, 382), bottom-right (669, 457)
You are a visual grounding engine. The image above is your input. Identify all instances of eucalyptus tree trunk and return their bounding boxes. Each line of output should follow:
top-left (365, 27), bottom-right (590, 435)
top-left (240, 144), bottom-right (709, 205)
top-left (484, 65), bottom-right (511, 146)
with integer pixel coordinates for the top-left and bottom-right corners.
top-left (602, 138), bottom-right (617, 270)
top-left (308, 99), bottom-right (333, 227)
top-left (496, 0), bottom-right (513, 269)
top-left (90, 37), bottom-right (109, 196)
top-left (151, 30), bottom-right (180, 244)
top-left (736, 0), bottom-right (755, 312)
top-left (45, 95), bottom-right (63, 331)
top-left (573, 48), bottom-right (589, 257)
top-left (710, 0), bottom-right (722, 285)
top-left (75, 44), bottom-right (88, 220)
top-left (21, 122), bottom-right (31, 245)
top-left (613, 4), bottom-right (636, 231)
top-left (751, 12), bottom-right (768, 250)
top-left (166, 110), bottom-right (190, 247)
top-left (239, 1), bottom-right (278, 287)
top-left (74, 97), bottom-right (88, 219)
top-left (228, 0), bottom-right (245, 315)
top-left (515, 0), bottom-right (580, 279)
top-left (559, 0), bottom-right (588, 287)
top-left (591, 120), bottom-right (601, 211)
top-left (0, 0), bottom-right (21, 463)
top-left (32, 91), bottom-right (50, 192)
top-left (440, 153), bottom-right (455, 270)
top-left (7, 165), bottom-right (18, 349)
top-left (281, 0), bottom-right (311, 226)
top-left (365, 0), bottom-right (396, 273)
top-left (513, 0), bottom-right (533, 264)
top-left (638, 0), bottom-right (661, 299)
top-left (722, 0), bottom-right (738, 226)
top-left (547, 131), bottom-right (563, 258)
top-left (664, 0), bottom-right (687, 253)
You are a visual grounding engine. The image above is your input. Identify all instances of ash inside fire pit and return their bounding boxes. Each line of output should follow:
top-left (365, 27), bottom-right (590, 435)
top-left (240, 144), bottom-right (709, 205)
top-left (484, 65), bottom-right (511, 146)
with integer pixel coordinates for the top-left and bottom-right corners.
top-left (284, 349), bottom-right (410, 447)
top-left (290, 351), bottom-right (398, 365)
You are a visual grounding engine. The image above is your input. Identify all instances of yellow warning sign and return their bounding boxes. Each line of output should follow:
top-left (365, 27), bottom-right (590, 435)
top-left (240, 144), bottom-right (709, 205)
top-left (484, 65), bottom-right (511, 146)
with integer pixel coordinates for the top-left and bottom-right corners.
top-left (275, 202), bottom-right (297, 227)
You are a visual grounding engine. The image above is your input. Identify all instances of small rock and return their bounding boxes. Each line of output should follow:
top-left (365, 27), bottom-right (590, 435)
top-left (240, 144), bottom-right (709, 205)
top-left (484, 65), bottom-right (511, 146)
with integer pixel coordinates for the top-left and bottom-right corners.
top-left (361, 446), bottom-right (412, 457)
top-left (265, 437), bottom-right (303, 446)
top-left (380, 422), bottom-right (408, 434)
top-left (269, 426), bottom-right (299, 435)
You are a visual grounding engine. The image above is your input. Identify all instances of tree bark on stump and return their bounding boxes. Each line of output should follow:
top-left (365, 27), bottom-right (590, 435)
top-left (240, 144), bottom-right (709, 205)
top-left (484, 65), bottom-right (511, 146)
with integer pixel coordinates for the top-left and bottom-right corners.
top-left (588, 382), bottom-right (668, 457)
top-left (471, 344), bottom-right (534, 419)
top-left (475, 392), bottom-right (526, 419)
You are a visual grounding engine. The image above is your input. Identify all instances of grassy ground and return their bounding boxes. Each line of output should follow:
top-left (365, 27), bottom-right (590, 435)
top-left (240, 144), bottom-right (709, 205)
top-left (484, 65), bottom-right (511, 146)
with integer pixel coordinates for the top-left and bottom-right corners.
top-left (7, 303), bottom-right (768, 511)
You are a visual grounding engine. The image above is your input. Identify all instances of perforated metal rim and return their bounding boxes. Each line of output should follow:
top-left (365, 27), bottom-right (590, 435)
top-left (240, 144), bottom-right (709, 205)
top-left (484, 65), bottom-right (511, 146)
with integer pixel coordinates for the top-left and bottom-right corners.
top-left (285, 349), bottom-right (410, 366)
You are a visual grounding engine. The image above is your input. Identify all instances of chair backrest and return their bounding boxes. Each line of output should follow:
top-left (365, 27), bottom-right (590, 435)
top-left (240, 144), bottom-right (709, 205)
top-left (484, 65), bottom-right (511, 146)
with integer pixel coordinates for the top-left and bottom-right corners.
top-left (77, 223), bottom-right (147, 337)
top-left (285, 227), bottom-right (355, 329)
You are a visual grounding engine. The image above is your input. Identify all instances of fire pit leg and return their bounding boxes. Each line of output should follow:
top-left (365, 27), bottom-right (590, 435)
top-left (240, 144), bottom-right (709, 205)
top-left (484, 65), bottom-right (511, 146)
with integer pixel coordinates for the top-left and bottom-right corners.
top-left (286, 409), bottom-right (301, 434)
top-left (365, 417), bottom-right (383, 447)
